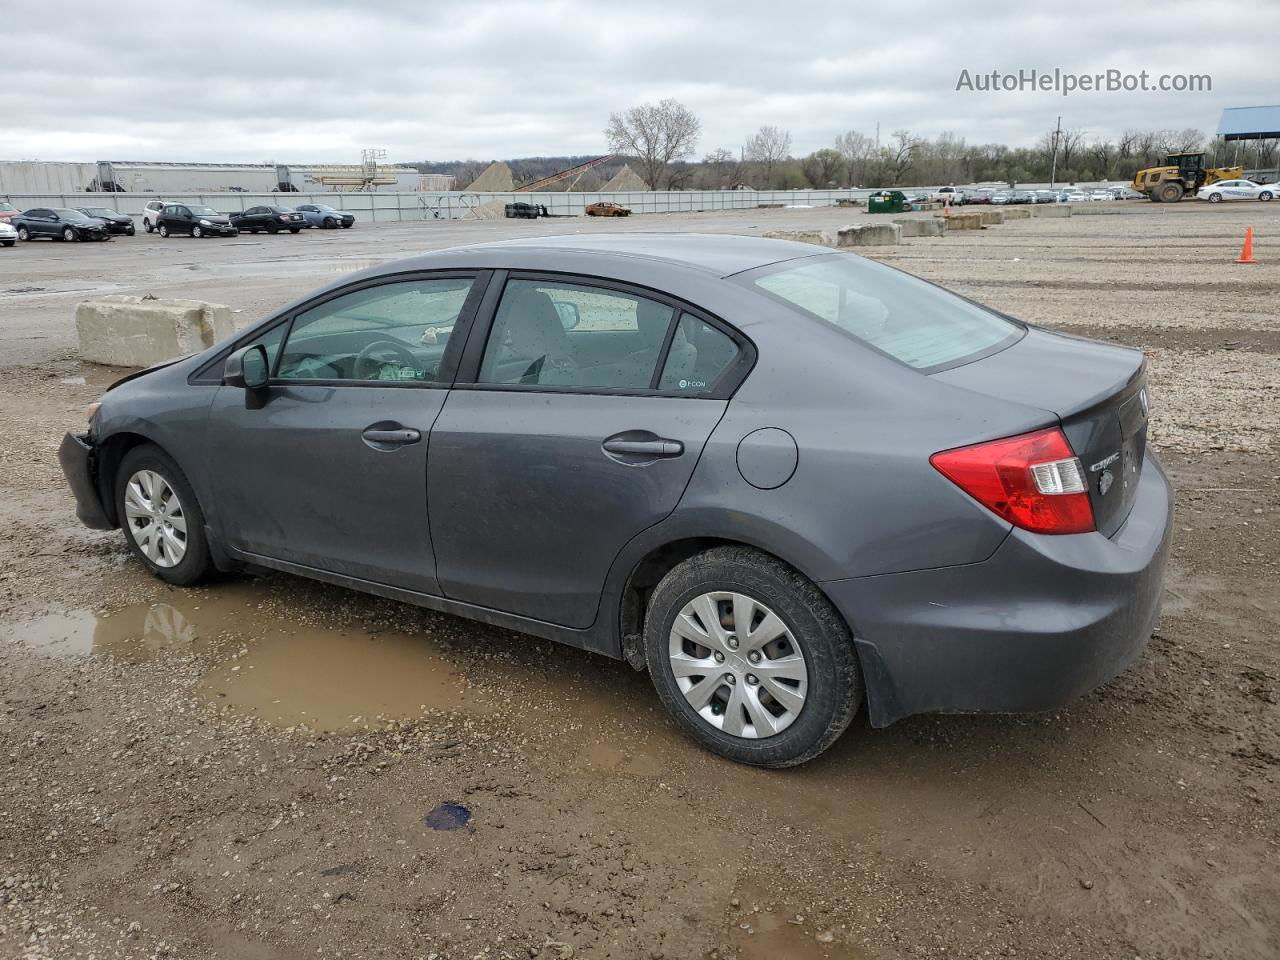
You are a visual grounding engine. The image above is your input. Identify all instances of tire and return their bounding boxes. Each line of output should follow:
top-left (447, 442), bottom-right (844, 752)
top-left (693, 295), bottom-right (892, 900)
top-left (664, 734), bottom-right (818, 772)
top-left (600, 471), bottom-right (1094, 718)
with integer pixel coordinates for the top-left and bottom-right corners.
top-left (16, 227), bottom-right (28, 241)
top-left (62, 227), bottom-right (77, 242)
top-left (643, 546), bottom-right (862, 768)
top-left (1208, 193), bottom-right (1222, 203)
top-left (289, 228), bottom-right (300, 234)
top-left (192, 226), bottom-right (203, 238)
top-left (1260, 191), bottom-right (1274, 202)
top-left (323, 217), bottom-right (335, 229)
top-left (126, 226), bottom-right (135, 236)
top-left (115, 443), bottom-right (213, 586)
top-left (1156, 181), bottom-right (1184, 203)
top-left (143, 220), bottom-right (154, 233)
top-left (269, 226), bottom-right (279, 234)
top-left (158, 224), bottom-right (170, 238)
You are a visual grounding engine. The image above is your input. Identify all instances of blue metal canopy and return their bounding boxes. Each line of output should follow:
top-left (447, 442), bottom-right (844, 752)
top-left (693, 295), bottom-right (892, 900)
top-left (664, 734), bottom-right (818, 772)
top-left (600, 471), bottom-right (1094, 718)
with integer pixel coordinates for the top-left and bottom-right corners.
top-left (1217, 105), bottom-right (1280, 141)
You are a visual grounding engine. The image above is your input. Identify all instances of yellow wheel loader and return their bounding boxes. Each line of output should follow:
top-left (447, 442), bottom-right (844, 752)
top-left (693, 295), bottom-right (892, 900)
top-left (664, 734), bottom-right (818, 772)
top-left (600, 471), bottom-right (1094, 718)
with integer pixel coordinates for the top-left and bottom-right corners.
top-left (1132, 153), bottom-right (1244, 202)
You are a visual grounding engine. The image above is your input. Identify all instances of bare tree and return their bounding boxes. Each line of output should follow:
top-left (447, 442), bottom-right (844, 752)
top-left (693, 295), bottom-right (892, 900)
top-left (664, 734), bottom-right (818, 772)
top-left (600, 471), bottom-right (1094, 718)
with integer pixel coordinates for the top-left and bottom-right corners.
top-left (801, 148), bottom-right (844, 187)
top-left (885, 129), bottom-right (919, 184)
top-left (1159, 127), bottom-right (1204, 155)
top-left (702, 147), bottom-right (734, 188)
top-left (833, 130), bottom-right (874, 186)
top-left (605, 98), bottom-right (701, 190)
top-left (745, 126), bottom-right (792, 188)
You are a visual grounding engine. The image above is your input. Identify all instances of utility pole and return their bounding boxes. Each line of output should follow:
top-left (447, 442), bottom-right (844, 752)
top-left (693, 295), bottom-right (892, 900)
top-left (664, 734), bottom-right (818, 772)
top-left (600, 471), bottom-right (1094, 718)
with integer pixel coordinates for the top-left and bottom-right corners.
top-left (1050, 115), bottom-right (1062, 188)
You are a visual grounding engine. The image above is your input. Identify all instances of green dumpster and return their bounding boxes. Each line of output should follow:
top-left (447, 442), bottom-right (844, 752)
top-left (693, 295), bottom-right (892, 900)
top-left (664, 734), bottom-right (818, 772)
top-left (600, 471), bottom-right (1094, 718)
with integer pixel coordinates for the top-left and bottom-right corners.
top-left (867, 190), bottom-right (909, 214)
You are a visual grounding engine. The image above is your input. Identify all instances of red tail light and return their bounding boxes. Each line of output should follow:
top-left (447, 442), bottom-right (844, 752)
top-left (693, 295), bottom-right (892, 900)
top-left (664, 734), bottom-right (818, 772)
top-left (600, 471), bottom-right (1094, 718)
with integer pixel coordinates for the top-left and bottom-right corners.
top-left (930, 428), bottom-right (1095, 535)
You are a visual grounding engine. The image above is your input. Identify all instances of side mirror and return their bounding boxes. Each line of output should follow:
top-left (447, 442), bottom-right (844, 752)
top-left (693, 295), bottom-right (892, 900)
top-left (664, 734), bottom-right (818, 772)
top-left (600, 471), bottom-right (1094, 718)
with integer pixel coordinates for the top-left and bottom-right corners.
top-left (224, 344), bottom-right (269, 390)
top-left (552, 301), bottom-right (580, 330)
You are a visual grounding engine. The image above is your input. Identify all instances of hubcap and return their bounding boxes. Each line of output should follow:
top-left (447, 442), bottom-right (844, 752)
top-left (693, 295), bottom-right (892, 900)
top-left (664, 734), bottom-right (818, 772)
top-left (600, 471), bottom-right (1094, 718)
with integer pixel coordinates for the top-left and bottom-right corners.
top-left (668, 591), bottom-right (808, 739)
top-left (123, 470), bottom-right (188, 568)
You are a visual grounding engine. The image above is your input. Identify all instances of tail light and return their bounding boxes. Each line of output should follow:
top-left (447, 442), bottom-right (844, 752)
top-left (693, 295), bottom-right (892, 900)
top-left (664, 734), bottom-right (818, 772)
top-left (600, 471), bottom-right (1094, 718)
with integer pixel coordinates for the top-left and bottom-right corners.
top-left (930, 428), bottom-right (1095, 535)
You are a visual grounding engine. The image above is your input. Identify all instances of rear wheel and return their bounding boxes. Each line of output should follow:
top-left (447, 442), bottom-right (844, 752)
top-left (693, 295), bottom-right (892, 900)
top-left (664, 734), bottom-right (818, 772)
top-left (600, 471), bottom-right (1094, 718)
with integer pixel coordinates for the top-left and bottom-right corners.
top-left (643, 547), bottom-right (862, 767)
top-left (143, 219), bottom-right (154, 233)
top-left (1208, 192), bottom-right (1223, 203)
top-left (158, 224), bottom-right (170, 238)
top-left (1156, 181), bottom-right (1184, 203)
top-left (116, 444), bottom-right (213, 586)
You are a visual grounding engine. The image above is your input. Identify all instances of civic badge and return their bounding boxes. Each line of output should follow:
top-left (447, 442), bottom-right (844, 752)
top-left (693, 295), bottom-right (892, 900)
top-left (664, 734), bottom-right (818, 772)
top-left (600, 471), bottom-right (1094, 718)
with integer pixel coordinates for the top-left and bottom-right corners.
top-left (1098, 469), bottom-right (1114, 496)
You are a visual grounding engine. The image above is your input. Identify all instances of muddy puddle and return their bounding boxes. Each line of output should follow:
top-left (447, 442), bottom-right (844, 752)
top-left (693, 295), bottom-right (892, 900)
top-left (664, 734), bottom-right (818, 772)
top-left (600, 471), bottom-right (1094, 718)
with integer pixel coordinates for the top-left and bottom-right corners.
top-left (3, 583), bottom-right (476, 732)
top-left (721, 889), bottom-right (869, 960)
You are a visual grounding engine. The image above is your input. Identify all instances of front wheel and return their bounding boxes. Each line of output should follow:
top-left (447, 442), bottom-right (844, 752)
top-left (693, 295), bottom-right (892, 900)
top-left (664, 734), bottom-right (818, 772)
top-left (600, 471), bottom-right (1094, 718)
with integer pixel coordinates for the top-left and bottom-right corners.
top-left (192, 226), bottom-right (203, 238)
top-left (323, 217), bottom-right (335, 229)
top-left (1260, 191), bottom-right (1274, 201)
top-left (116, 444), bottom-right (213, 586)
top-left (62, 227), bottom-right (78, 242)
top-left (16, 227), bottom-right (29, 241)
top-left (643, 547), bottom-right (862, 767)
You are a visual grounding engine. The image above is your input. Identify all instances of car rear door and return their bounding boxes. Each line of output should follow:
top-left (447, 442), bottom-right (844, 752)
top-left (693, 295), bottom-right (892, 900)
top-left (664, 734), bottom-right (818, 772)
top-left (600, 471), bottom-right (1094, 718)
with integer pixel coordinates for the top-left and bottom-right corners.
top-left (204, 272), bottom-right (488, 594)
top-left (427, 273), bottom-right (751, 629)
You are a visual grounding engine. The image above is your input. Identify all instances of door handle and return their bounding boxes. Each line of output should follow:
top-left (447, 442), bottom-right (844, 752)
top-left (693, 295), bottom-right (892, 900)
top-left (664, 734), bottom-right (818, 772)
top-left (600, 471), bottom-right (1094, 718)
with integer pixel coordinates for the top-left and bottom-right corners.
top-left (602, 438), bottom-right (684, 457)
top-left (362, 427), bottom-right (421, 445)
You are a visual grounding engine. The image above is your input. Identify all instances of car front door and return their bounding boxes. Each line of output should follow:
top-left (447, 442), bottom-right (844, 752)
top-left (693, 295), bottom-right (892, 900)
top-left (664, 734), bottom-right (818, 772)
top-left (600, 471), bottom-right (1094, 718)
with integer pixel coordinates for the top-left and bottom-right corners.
top-left (428, 274), bottom-right (750, 629)
top-left (205, 272), bottom-right (488, 594)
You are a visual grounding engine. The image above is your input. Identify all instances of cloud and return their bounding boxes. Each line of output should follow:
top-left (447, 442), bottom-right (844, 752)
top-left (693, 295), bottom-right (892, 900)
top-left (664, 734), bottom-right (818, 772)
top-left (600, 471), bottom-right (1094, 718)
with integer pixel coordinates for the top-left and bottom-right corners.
top-left (0, 0), bottom-right (1262, 163)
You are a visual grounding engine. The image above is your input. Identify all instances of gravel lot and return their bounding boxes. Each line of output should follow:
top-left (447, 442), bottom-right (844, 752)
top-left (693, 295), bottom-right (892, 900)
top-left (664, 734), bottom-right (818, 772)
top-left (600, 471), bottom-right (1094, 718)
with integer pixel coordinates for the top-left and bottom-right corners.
top-left (1, 202), bottom-right (1277, 959)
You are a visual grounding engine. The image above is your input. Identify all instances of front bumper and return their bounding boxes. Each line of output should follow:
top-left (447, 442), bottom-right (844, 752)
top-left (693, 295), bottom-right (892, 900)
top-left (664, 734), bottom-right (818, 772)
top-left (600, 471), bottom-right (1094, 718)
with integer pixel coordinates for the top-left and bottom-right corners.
top-left (58, 432), bottom-right (114, 530)
top-left (823, 451), bottom-right (1173, 727)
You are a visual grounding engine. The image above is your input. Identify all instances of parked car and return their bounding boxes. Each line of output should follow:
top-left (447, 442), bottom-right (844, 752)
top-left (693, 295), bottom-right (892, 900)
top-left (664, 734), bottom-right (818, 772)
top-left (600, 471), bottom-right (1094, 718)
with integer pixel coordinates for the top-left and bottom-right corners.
top-left (0, 221), bottom-right (17, 247)
top-left (965, 190), bottom-right (993, 205)
top-left (157, 203), bottom-right (239, 238)
top-left (14, 207), bottom-right (110, 242)
top-left (504, 202), bottom-right (548, 219)
top-left (77, 206), bottom-right (136, 236)
top-left (1089, 191), bottom-right (1110, 202)
top-left (229, 205), bottom-right (306, 233)
top-left (1196, 179), bottom-right (1275, 202)
top-left (142, 199), bottom-right (168, 233)
top-left (990, 192), bottom-right (1011, 205)
top-left (295, 203), bottom-right (355, 229)
top-left (59, 234), bottom-right (1171, 768)
top-left (0, 200), bottom-right (19, 224)
top-left (1034, 191), bottom-right (1058, 204)
top-left (1011, 191), bottom-right (1035, 204)
top-left (586, 201), bottom-right (631, 217)
top-left (1064, 191), bottom-right (1089, 202)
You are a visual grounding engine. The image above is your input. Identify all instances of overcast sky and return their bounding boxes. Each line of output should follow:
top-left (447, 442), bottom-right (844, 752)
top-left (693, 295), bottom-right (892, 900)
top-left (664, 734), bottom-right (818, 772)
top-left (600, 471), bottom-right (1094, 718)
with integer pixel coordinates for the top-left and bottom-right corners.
top-left (2, 0), bottom-right (1268, 165)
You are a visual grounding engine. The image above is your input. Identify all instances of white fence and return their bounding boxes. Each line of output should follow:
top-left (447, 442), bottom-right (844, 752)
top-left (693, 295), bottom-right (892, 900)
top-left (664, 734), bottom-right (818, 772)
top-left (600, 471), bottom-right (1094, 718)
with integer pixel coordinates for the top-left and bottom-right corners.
top-left (2, 189), bottom-right (870, 222)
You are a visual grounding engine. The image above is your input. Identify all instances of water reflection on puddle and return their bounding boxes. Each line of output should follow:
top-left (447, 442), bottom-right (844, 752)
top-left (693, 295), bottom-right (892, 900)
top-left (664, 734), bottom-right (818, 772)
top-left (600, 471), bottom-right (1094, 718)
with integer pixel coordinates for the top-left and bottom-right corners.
top-left (4, 586), bottom-right (474, 732)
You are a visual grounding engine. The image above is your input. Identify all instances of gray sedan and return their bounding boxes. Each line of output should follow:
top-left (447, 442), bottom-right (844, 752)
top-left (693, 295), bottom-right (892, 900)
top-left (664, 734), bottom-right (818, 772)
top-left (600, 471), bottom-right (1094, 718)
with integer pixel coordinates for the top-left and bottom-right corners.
top-left (58, 234), bottom-right (1172, 767)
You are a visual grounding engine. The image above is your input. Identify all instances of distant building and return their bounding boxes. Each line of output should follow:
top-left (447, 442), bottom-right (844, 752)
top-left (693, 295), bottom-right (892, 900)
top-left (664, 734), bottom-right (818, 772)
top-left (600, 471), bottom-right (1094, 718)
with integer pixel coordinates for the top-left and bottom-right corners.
top-left (0, 159), bottom-right (422, 194)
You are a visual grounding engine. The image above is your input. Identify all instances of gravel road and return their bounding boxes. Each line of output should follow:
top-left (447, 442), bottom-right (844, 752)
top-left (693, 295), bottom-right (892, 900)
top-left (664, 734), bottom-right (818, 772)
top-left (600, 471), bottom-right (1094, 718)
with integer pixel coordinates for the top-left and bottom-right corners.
top-left (1, 202), bottom-right (1276, 959)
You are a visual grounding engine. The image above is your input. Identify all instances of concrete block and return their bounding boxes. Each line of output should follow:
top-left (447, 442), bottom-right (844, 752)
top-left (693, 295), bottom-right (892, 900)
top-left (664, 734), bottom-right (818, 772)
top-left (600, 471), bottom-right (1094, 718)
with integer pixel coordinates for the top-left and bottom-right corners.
top-left (762, 229), bottom-right (834, 247)
top-left (1031, 204), bottom-right (1072, 218)
top-left (1001, 207), bottom-right (1032, 220)
top-left (939, 212), bottom-right (984, 230)
top-left (835, 222), bottom-right (901, 247)
top-left (978, 209), bottom-right (1005, 226)
top-left (894, 218), bottom-right (946, 238)
top-left (76, 295), bottom-right (236, 367)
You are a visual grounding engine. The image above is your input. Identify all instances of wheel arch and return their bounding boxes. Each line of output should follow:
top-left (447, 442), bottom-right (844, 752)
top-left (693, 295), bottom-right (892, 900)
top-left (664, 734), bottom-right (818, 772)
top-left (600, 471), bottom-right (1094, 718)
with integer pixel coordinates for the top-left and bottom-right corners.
top-left (94, 430), bottom-right (160, 526)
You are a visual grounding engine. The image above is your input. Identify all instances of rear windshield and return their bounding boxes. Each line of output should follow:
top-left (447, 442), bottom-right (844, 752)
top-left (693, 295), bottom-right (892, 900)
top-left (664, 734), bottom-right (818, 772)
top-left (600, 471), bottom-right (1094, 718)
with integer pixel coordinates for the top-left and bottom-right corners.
top-left (744, 254), bottom-right (1022, 371)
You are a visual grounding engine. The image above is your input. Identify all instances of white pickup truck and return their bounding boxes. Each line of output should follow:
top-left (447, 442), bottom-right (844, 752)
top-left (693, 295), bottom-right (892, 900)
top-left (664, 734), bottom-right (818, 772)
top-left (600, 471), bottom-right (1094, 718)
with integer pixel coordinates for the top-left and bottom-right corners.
top-left (930, 186), bottom-right (965, 205)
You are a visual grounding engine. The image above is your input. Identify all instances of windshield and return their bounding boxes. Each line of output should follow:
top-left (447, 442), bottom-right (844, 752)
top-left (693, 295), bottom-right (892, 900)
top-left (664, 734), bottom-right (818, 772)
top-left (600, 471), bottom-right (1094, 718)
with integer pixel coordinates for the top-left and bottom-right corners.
top-left (53, 208), bottom-right (92, 221)
top-left (82, 207), bottom-right (114, 216)
top-left (745, 254), bottom-right (1022, 372)
top-left (189, 206), bottom-right (219, 216)
top-left (0, 202), bottom-right (15, 212)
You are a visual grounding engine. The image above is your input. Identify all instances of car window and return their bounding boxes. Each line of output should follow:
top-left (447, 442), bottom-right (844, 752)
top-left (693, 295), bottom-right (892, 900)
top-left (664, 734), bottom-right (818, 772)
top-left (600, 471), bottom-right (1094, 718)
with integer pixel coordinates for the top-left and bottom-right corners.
top-left (658, 314), bottom-right (740, 395)
top-left (277, 277), bottom-right (475, 383)
top-left (747, 254), bottom-right (1021, 372)
top-left (477, 278), bottom-right (676, 390)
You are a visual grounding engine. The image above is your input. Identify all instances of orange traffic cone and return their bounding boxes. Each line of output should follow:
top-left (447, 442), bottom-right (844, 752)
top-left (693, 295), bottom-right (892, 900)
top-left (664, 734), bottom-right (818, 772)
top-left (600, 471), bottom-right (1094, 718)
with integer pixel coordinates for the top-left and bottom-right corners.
top-left (1236, 227), bottom-right (1256, 264)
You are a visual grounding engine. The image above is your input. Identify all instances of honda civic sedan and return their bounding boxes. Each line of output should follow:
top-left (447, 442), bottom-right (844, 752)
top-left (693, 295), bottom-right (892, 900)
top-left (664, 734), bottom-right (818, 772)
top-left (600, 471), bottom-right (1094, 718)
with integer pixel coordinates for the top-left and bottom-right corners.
top-left (58, 234), bottom-right (1172, 767)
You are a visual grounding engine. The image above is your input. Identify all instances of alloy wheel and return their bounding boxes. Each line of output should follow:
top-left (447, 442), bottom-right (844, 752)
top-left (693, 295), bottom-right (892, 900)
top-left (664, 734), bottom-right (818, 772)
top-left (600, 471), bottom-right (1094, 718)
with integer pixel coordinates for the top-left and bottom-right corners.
top-left (668, 591), bottom-right (808, 738)
top-left (123, 470), bottom-right (188, 568)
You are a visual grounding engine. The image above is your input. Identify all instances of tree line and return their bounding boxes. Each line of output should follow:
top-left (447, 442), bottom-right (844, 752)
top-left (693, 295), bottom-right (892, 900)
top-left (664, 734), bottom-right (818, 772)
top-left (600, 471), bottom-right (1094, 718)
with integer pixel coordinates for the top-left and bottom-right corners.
top-left (409, 98), bottom-right (1280, 191)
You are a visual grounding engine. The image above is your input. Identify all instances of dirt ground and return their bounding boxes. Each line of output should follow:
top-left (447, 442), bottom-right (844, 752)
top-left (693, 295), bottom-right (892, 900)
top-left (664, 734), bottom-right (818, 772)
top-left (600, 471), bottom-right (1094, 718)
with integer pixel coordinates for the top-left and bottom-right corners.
top-left (1, 202), bottom-right (1277, 960)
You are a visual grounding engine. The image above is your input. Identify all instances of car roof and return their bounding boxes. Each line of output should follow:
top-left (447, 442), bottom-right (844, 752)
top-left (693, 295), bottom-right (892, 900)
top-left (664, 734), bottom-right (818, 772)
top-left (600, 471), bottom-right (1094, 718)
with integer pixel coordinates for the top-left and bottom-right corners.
top-left (429, 233), bottom-right (826, 278)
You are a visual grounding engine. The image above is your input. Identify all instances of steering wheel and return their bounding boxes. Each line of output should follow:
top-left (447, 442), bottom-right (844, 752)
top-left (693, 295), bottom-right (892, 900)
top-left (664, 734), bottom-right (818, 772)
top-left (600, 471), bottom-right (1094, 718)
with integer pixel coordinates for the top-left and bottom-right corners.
top-left (353, 340), bottom-right (418, 381)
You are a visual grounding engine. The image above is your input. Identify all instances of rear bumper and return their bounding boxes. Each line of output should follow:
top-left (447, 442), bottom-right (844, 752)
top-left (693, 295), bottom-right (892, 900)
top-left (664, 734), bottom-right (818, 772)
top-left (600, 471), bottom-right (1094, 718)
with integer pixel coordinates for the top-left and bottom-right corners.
top-left (58, 432), bottom-right (114, 530)
top-left (823, 450), bottom-right (1173, 727)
